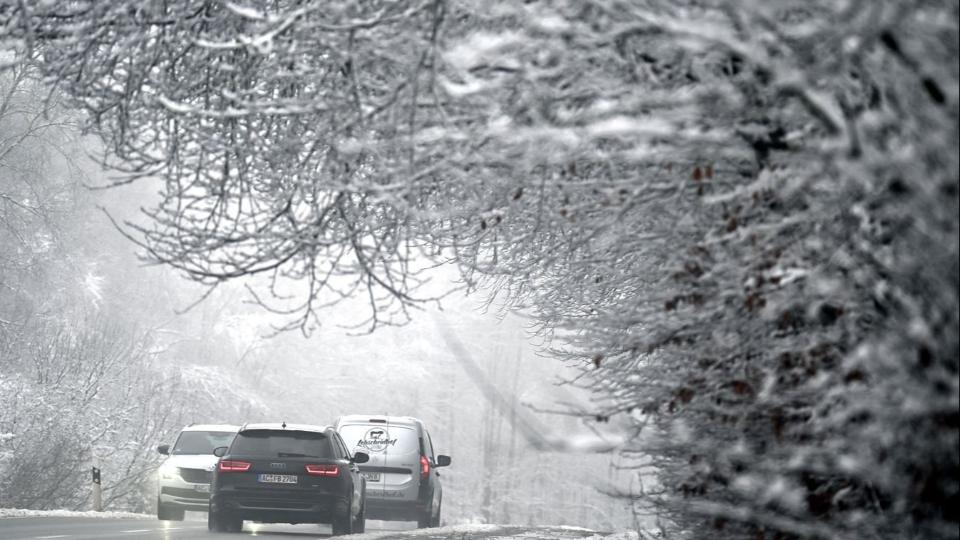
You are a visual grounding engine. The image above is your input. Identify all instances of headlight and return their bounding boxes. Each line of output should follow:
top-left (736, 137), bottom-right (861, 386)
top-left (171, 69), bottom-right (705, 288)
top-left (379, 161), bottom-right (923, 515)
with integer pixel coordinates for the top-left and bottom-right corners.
top-left (159, 463), bottom-right (178, 480)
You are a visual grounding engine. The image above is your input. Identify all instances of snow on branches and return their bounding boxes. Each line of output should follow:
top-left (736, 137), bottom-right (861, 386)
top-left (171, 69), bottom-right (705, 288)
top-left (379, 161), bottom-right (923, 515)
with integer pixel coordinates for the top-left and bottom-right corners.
top-left (2, 0), bottom-right (957, 537)
top-left (4, 0), bottom-right (452, 333)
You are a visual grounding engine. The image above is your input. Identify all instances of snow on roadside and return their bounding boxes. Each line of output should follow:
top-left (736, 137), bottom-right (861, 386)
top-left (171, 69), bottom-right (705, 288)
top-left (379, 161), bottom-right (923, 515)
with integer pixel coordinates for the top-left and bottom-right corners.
top-left (337, 524), bottom-right (639, 539)
top-left (0, 508), bottom-right (152, 520)
top-left (525, 530), bottom-right (640, 540)
top-left (579, 532), bottom-right (640, 540)
top-left (342, 524), bottom-right (504, 539)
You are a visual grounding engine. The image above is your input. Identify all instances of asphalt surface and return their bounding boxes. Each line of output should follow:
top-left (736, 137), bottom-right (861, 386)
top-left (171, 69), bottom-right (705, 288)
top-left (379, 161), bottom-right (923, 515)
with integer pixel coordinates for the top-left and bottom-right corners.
top-left (0, 516), bottom-right (612, 539)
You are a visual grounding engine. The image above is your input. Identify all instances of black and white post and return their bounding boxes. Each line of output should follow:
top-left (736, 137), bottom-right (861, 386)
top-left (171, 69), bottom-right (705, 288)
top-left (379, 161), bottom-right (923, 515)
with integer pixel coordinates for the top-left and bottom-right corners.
top-left (91, 467), bottom-right (102, 512)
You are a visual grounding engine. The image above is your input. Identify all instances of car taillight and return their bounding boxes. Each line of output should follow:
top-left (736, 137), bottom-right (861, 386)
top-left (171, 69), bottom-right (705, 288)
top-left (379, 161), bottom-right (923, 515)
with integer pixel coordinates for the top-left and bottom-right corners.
top-left (420, 455), bottom-right (430, 479)
top-left (305, 464), bottom-right (340, 477)
top-left (218, 460), bottom-right (251, 472)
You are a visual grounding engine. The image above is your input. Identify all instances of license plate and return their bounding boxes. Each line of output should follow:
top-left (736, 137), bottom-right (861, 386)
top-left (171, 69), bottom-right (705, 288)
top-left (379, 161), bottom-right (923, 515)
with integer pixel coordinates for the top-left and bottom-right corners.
top-left (194, 484), bottom-right (210, 493)
top-left (361, 472), bottom-right (381, 482)
top-left (258, 474), bottom-right (298, 484)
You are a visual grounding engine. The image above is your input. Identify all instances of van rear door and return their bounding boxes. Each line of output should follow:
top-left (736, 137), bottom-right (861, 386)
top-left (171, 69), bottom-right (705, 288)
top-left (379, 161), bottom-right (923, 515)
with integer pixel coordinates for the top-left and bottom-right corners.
top-left (380, 425), bottom-right (419, 503)
top-left (338, 422), bottom-right (419, 502)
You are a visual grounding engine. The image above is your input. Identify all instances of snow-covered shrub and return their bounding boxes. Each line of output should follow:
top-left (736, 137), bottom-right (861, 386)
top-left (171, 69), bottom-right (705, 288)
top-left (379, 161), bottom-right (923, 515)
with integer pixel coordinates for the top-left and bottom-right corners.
top-left (3, 1), bottom-right (955, 537)
top-left (434, 3), bottom-right (959, 538)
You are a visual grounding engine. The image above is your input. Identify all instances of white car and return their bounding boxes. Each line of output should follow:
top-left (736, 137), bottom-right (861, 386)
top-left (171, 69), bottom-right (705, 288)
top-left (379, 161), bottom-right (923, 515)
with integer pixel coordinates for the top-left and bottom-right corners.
top-left (335, 415), bottom-right (450, 528)
top-left (156, 424), bottom-right (239, 521)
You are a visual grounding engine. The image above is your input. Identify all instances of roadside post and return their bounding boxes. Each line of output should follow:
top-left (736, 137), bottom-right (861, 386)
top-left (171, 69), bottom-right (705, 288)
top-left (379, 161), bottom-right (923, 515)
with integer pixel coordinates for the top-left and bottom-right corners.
top-left (91, 467), bottom-right (102, 511)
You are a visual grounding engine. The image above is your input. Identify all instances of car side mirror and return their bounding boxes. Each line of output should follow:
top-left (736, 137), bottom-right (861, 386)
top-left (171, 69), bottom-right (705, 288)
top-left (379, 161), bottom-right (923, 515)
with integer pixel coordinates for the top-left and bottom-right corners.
top-left (436, 455), bottom-right (451, 467)
top-left (213, 446), bottom-right (228, 458)
top-left (157, 444), bottom-right (170, 455)
top-left (352, 452), bottom-right (369, 464)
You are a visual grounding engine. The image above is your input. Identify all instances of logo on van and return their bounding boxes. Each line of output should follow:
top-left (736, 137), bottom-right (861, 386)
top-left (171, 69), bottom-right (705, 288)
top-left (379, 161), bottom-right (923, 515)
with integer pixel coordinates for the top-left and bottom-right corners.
top-left (356, 428), bottom-right (398, 453)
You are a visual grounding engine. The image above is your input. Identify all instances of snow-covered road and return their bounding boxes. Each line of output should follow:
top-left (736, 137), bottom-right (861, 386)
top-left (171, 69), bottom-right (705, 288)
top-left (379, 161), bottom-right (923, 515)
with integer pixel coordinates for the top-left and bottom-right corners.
top-left (0, 514), bottom-right (639, 540)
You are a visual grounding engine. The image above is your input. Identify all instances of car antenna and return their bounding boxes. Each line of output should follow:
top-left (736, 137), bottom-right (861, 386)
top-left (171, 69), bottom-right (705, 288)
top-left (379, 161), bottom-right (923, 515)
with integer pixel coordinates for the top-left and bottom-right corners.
top-left (282, 421), bottom-right (287, 429)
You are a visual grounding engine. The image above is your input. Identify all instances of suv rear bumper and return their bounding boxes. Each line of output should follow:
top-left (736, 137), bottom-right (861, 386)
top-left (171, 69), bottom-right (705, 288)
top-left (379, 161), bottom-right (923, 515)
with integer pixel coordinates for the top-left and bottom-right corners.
top-left (210, 492), bottom-right (339, 524)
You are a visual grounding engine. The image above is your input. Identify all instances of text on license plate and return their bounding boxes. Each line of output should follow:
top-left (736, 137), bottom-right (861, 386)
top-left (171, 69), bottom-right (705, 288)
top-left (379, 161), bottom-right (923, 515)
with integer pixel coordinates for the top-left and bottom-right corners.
top-left (258, 474), bottom-right (298, 484)
top-left (361, 472), bottom-right (381, 482)
top-left (194, 484), bottom-right (210, 493)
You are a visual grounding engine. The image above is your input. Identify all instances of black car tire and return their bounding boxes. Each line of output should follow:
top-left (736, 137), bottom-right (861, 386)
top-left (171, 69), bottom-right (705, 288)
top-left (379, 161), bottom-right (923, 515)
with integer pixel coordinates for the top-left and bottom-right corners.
top-left (225, 515), bottom-right (243, 533)
top-left (416, 507), bottom-right (431, 529)
top-left (157, 499), bottom-right (184, 521)
top-left (331, 497), bottom-right (353, 536)
top-left (352, 499), bottom-right (366, 533)
top-left (208, 509), bottom-right (226, 532)
top-left (430, 499), bottom-right (442, 528)
top-left (208, 508), bottom-right (242, 533)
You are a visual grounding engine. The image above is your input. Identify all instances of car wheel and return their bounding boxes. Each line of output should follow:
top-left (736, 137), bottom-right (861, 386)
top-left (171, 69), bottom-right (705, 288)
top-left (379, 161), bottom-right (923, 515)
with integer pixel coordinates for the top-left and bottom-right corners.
top-left (157, 498), bottom-right (184, 521)
top-left (416, 508), bottom-right (431, 529)
top-left (353, 499), bottom-right (366, 533)
top-left (331, 497), bottom-right (353, 536)
top-left (430, 499), bottom-right (442, 528)
top-left (208, 509), bottom-right (226, 532)
top-left (225, 515), bottom-right (243, 533)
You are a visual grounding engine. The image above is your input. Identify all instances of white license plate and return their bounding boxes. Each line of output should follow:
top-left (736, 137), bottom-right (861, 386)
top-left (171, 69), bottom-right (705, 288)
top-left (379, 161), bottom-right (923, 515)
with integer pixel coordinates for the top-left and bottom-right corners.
top-left (194, 484), bottom-right (210, 493)
top-left (361, 472), bottom-right (381, 482)
top-left (258, 474), bottom-right (298, 484)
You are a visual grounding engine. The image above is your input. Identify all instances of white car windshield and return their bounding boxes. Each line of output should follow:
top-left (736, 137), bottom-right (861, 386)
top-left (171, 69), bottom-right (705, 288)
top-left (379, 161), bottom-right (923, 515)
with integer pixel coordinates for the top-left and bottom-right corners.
top-left (172, 431), bottom-right (236, 455)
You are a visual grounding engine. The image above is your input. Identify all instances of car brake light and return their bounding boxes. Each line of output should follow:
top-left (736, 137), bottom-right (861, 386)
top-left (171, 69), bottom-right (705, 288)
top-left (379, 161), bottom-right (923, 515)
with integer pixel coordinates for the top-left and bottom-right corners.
top-left (420, 455), bottom-right (430, 479)
top-left (218, 460), bottom-right (251, 472)
top-left (305, 464), bottom-right (340, 477)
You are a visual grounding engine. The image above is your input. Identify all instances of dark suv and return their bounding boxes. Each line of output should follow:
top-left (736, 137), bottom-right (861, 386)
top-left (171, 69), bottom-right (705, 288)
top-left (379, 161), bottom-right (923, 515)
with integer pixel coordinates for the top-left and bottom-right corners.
top-left (207, 423), bottom-right (368, 535)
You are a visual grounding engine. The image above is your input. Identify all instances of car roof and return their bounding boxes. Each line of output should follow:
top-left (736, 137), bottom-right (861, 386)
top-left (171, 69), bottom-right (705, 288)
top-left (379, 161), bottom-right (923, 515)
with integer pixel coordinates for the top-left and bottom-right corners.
top-left (240, 422), bottom-right (331, 434)
top-left (336, 415), bottom-right (424, 429)
top-left (181, 424), bottom-right (240, 432)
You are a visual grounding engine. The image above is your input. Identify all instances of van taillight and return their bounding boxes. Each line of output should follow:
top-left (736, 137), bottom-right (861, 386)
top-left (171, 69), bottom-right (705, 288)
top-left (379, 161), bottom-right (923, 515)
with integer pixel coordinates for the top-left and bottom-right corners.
top-left (420, 455), bottom-right (430, 479)
top-left (218, 460), bottom-right (251, 472)
top-left (305, 464), bottom-right (340, 477)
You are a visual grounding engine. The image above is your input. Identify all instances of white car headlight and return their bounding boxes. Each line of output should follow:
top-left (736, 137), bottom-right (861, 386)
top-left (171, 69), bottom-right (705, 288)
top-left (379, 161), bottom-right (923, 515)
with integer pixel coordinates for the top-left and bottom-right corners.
top-left (159, 463), bottom-right (178, 480)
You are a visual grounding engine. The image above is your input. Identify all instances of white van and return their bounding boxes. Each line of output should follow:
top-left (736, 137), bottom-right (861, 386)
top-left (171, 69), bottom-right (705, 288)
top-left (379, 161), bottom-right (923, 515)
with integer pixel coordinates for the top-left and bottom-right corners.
top-left (335, 415), bottom-right (451, 527)
top-left (156, 424), bottom-right (239, 520)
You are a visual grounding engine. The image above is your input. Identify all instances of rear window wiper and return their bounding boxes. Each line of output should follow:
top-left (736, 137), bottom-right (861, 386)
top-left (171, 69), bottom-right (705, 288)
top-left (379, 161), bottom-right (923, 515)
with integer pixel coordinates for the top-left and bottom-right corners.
top-left (277, 452), bottom-right (319, 458)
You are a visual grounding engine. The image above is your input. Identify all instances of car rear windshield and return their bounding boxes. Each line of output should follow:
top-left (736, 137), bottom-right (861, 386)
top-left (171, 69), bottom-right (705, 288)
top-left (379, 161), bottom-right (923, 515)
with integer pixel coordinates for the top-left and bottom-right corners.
top-left (230, 430), bottom-right (332, 458)
top-left (172, 431), bottom-right (236, 455)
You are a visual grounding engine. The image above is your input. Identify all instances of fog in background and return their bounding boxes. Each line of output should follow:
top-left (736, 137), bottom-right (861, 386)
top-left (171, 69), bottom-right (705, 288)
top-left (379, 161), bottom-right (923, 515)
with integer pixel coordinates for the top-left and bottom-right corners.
top-left (0, 131), bottom-right (636, 529)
